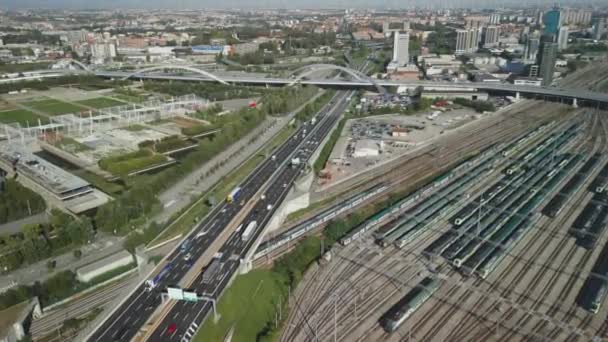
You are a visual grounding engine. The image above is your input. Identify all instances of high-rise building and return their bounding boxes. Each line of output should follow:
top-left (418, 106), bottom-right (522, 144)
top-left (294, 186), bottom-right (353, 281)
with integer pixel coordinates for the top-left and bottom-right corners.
top-left (392, 31), bottom-right (409, 66)
top-left (543, 7), bottom-right (561, 37)
top-left (525, 36), bottom-right (541, 63)
top-left (490, 13), bottom-right (501, 25)
top-left (563, 9), bottom-right (593, 26)
top-left (538, 40), bottom-right (558, 86)
top-left (456, 28), bottom-right (480, 55)
top-left (557, 26), bottom-right (569, 51)
top-left (483, 26), bottom-right (500, 48)
top-left (456, 29), bottom-right (468, 55)
top-left (593, 17), bottom-right (606, 41)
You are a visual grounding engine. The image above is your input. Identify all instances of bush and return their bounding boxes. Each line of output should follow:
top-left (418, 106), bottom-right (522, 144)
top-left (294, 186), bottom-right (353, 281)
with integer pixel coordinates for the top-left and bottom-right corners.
top-left (98, 149), bottom-right (168, 176)
top-left (453, 97), bottom-right (496, 113)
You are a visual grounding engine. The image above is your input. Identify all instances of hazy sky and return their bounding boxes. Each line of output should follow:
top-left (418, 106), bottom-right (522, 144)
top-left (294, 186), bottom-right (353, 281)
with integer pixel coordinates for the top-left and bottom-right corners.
top-left (0, 0), bottom-right (599, 9)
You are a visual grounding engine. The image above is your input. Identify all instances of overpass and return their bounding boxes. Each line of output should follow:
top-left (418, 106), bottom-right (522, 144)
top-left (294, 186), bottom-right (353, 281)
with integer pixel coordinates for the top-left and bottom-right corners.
top-left (3, 61), bottom-right (608, 107)
top-left (93, 69), bottom-right (608, 108)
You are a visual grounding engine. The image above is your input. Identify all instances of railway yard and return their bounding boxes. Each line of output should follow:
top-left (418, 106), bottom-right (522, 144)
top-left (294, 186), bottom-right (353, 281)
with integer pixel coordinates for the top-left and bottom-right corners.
top-left (279, 101), bottom-right (608, 341)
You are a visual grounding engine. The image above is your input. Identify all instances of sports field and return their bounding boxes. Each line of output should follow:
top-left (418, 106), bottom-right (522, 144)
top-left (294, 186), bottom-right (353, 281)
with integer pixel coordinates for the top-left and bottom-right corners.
top-left (24, 98), bottom-right (86, 116)
top-left (76, 97), bottom-right (126, 109)
top-left (0, 109), bottom-right (49, 126)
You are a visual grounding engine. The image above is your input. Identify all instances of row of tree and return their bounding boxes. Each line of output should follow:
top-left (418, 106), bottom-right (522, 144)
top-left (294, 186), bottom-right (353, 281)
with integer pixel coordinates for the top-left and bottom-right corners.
top-left (0, 210), bottom-right (93, 273)
top-left (0, 179), bottom-right (46, 224)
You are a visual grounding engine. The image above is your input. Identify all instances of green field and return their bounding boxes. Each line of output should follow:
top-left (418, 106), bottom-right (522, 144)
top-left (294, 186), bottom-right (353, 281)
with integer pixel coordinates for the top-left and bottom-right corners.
top-left (111, 92), bottom-right (146, 103)
top-left (0, 109), bottom-right (49, 126)
top-left (195, 270), bottom-right (287, 342)
top-left (55, 137), bottom-right (92, 153)
top-left (99, 149), bottom-right (169, 176)
top-left (76, 97), bottom-right (126, 109)
top-left (24, 98), bottom-right (86, 116)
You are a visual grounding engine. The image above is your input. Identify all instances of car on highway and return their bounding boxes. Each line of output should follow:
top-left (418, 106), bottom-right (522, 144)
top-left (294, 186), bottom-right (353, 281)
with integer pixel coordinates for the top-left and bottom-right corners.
top-left (183, 253), bottom-right (192, 261)
top-left (167, 323), bottom-right (177, 334)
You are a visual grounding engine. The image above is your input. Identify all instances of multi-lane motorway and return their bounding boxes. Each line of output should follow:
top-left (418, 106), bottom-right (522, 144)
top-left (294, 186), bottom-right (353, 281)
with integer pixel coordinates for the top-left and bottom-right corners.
top-left (87, 90), bottom-right (352, 342)
top-left (147, 90), bottom-right (353, 342)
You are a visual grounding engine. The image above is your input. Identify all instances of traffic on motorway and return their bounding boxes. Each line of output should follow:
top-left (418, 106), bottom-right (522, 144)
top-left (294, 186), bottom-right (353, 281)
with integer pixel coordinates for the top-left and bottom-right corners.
top-left (86, 88), bottom-right (352, 342)
top-left (148, 90), bottom-right (353, 342)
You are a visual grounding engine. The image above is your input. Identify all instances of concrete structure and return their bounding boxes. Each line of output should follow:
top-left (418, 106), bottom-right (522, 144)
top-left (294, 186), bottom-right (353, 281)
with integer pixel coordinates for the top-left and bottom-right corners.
top-left (0, 298), bottom-right (41, 342)
top-left (392, 31), bottom-right (410, 67)
top-left (76, 250), bottom-right (134, 282)
top-left (483, 26), bottom-right (501, 48)
top-left (421, 90), bottom-right (489, 101)
top-left (539, 40), bottom-right (558, 87)
top-left (489, 13), bottom-right (501, 25)
top-left (558, 26), bottom-right (569, 51)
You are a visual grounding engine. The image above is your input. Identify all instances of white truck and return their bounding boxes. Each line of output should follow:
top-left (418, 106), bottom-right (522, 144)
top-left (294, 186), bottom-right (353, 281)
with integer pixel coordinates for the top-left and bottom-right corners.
top-left (291, 157), bottom-right (301, 166)
top-left (242, 221), bottom-right (257, 241)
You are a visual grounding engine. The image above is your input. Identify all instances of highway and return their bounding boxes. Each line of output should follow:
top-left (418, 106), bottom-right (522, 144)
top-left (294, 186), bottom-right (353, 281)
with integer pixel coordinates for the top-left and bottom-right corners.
top-left (86, 89), bottom-right (351, 342)
top-left (146, 90), bottom-right (353, 342)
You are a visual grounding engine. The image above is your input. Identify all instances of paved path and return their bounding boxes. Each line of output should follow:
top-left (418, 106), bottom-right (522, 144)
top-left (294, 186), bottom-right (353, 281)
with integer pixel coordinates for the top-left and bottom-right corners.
top-left (0, 212), bottom-right (49, 235)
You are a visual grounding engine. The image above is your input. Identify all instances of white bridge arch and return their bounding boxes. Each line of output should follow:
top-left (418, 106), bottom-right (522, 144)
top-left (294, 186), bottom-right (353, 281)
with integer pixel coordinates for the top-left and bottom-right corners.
top-left (122, 65), bottom-right (230, 85)
top-left (288, 63), bottom-right (387, 94)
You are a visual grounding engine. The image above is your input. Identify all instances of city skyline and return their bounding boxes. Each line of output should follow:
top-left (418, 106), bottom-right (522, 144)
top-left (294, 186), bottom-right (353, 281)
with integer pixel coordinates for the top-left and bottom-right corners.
top-left (1, 0), bottom-right (606, 10)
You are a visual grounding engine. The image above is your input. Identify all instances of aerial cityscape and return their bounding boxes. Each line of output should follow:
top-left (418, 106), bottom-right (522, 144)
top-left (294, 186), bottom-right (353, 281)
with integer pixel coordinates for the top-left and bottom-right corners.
top-left (0, 2), bottom-right (607, 342)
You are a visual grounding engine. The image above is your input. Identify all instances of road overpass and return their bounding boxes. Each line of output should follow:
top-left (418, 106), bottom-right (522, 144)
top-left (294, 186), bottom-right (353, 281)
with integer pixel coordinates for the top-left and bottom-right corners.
top-left (91, 68), bottom-right (608, 107)
top-left (3, 62), bottom-right (608, 107)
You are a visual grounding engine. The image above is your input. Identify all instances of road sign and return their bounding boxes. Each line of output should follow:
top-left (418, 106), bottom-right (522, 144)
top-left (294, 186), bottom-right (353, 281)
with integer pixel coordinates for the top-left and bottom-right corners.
top-left (167, 287), bottom-right (184, 300)
top-left (183, 291), bottom-right (198, 302)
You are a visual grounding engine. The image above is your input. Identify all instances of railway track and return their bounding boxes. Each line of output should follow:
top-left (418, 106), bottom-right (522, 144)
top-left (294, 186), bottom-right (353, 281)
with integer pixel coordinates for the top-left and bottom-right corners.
top-left (404, 114), bottom-right (588, 341)
top-left (455, 113), bottom-right (603, 342)
top-left (400, 115), bottom-right (586, 341)
top-left (529, 113), bottom-right (608, 340)
top-left (260, 109), bottom-right (547, 265)
top-left (280, 103), bottom-right (581, 341)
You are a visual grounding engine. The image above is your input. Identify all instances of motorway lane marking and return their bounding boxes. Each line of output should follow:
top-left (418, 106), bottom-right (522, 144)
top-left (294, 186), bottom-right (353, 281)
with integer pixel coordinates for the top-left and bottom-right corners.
top-left (147, 94), bottom-right (348, 339)
top-left (90, 287), bottom-right (147, 341)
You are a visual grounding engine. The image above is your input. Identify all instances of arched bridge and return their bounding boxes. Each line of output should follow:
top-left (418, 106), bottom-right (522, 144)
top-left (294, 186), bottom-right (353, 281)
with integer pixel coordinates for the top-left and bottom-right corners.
top-left (287, 63), bottom-right (387, 94)
top-left (121, 65), bottom-right (230, 85)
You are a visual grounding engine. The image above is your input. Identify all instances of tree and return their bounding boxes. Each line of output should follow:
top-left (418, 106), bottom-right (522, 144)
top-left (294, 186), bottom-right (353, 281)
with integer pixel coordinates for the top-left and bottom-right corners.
top-left (46, 260), bottom-right (56, 271)
top-left (73, 249), bottom-right (82, 259)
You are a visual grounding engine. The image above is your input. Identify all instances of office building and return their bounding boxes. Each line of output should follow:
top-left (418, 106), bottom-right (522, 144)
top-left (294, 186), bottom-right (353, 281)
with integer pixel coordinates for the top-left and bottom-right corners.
top-left (538, 41), bottom-right (558, 86)
top-left (543, 7), bottom-right (561, 36)
top-left (557, 26), bottom-right (569, 51)
top-left (392, 31), bottom-right (409, 66)
top-left (483, 26), bottom-right (500, 48)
